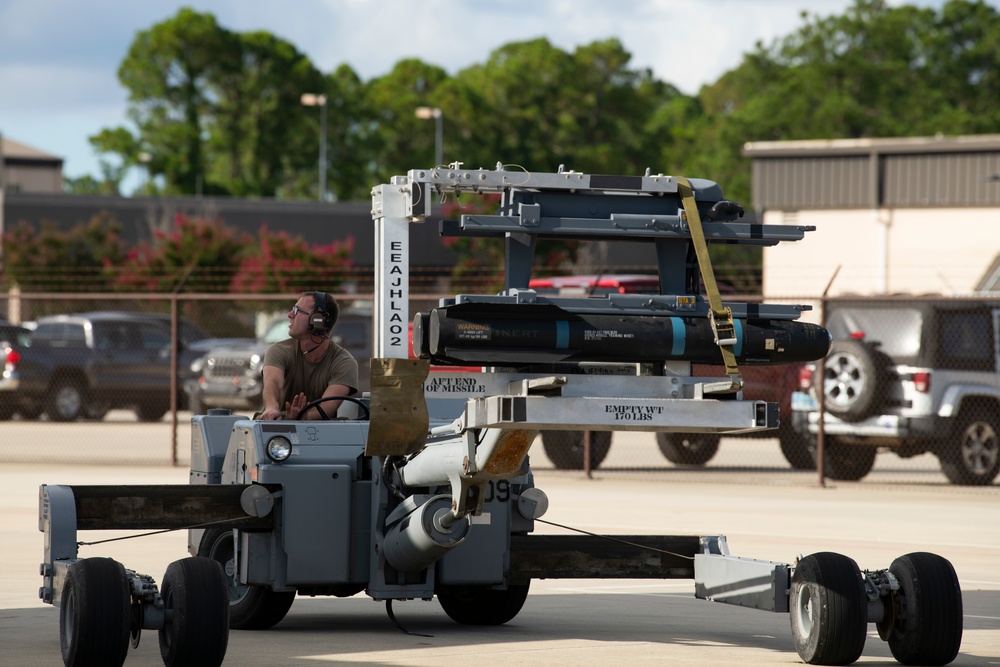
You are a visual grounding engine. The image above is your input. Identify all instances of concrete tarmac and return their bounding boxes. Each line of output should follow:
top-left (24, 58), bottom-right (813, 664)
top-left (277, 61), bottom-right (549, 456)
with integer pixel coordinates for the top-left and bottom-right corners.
top-left (1, 439), bottom-right (998, 666)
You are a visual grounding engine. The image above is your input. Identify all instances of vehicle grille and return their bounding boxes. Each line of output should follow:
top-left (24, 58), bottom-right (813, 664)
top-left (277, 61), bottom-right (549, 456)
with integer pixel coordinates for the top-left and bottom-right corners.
top-left (205, 357), bottom-right (250, 379)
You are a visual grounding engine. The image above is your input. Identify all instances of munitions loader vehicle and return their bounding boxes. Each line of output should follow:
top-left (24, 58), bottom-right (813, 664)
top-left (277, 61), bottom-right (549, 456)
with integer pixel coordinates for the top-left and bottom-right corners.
top-left (38, 165), bottom-right (963, 667)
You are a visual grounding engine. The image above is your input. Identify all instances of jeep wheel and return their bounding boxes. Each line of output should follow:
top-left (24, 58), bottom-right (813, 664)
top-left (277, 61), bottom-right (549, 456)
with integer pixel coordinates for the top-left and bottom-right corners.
top-left (540, 431), bottom-right (611, 470)
top-left (819, 340), bottom-right (886, 423)
top-left (939, 408), bottom-right (1000, 485)
top-left (820, 437), bottom-right (876, 481)
top-left (656, 432), bottom-right (720, 466)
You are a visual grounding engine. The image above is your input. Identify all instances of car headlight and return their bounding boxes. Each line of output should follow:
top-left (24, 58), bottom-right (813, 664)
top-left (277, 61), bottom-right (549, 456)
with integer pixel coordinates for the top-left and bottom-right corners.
top-left (266, 436), bottom-right (292, 462)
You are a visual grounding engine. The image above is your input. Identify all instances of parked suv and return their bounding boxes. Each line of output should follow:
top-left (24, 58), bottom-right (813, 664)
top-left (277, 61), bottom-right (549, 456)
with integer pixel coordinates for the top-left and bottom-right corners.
top-left (188, 309), bottom-right (373, 414)
top-left (792, 299), bottom-right (1000, 485)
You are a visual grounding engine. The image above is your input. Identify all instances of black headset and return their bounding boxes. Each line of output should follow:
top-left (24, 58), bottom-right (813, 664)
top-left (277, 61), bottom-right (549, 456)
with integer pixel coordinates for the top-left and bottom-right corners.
top-left (308, 291), bottom-right (333, 336)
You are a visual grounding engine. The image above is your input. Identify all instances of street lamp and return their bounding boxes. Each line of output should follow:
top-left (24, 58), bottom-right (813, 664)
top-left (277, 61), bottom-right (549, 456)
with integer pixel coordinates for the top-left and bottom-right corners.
top-left (415, 106), bottom-right (443, 167)
top-left (301, 93), bottom-right (328, 201)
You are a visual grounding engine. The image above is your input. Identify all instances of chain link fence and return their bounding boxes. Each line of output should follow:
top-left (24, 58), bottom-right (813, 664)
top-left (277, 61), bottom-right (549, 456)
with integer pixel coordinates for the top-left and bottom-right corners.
top-left (2, 292), bottom-right (997, 487)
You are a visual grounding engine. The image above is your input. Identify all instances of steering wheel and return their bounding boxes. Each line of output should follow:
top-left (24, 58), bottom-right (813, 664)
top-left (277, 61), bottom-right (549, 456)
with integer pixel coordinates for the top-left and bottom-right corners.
top-left (298, 395), bottom-right (370, 421)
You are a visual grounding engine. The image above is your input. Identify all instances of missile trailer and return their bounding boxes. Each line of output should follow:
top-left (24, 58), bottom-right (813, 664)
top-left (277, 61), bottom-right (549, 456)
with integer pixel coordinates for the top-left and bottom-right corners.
top-left (38, 165), bottom-right (962, 667)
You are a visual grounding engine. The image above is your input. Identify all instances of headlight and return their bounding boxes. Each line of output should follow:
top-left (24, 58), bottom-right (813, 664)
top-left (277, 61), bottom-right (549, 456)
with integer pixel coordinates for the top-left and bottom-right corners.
top-left (266, 436), bottom-right (292, 462)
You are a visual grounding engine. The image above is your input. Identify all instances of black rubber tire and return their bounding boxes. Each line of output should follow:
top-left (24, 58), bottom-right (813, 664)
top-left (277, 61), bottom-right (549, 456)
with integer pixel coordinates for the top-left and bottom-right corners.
top-left (884, 552), bottom-right (963, 665)
top-left (656, 432), bottom-right (721, 466)
top-left (438, 582), bottom-right (530, 625)
top-left (939, 407), bottom-right (1000, 486)
top-left (819, 339), bottom-right (886, 423)
top-left (820, 437), bottom-right (877, 481)
top-left (790, 552), bottom-right (868, 665)
top-left (59, 557), bottom-right (131, 667)
top-left (135, 403), bottom-right (168, 422)
top-left (48, 379), bottom-right (86, 422)
top-left (540, 431), bottom-right (611, 470)
top-left (886, 552), bottom-right (963, 666)
top-left (198, 528), bottom-right (295, 630)
top-left (158, 557), bottom-right (230, 667)
top-left (779, 425), bottom-right (816, 470)
top-left (0, 400), bottom-right (13, 420)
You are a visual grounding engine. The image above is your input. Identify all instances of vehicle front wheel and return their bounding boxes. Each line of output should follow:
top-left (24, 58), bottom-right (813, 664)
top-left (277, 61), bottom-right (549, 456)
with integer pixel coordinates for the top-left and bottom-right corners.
top-left (939, 407), bottom-right (1000, 485)
top-left (656, 432), bottom-right (720, 466)
top-left (540, 431), bottom-right (611, 470)
top-left (438, 582), bottom-right (530, 625)
top-left (135, 403), bottom-right (168, 422)
top-left (198, 528), bottom-right (295, 630)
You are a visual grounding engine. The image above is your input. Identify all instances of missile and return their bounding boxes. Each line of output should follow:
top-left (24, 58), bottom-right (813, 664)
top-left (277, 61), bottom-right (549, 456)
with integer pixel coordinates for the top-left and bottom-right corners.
top-left (413, 304), bottom-right (830, 366)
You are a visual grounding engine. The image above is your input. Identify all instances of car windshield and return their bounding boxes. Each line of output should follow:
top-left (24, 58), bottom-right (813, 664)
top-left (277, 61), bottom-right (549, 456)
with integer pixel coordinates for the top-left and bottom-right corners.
top-left (826, 307), bottom-right (923, 361)
top-left (262, 319), bottom-right (290, 344)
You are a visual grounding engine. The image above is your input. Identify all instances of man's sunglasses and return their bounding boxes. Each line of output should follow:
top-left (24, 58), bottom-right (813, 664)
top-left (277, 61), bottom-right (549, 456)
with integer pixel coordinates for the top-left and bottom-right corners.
top-left (291, 306), bottom-right (312, 317)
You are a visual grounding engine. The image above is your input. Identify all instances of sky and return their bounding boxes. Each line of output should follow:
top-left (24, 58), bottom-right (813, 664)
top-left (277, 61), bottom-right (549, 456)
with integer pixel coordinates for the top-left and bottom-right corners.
top-left (0, 0), bottom-right (956, 187)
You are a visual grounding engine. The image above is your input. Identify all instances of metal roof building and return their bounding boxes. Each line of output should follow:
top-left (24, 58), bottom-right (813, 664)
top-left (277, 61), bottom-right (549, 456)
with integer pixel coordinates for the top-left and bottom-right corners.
top-left (743, 135), bottom-right (1000, 298)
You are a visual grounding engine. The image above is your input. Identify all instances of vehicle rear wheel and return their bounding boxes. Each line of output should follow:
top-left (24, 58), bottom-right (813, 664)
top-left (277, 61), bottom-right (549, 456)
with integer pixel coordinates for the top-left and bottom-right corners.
top-left (60, 558), bottom-right (131, 667)
top-left (438, 582), bottom-right (530, 625)
top-left (884, 552), bottom-right (963, 666)
top-left (48, 379), bottom-right (86, 422)
top-left (790, 552), bottom-right (868, 665)
top-left (819, 340), bottom-right (887, 423)
top-left (939, 407), bottom-right (1000, 486)
top-left (198, 528), bottom-right (295, 630)
top-left (819, 437), bottom-right (877, 481)
top-left (779, 425), bottom-right (815, 470)
top-left (656, 432), bottom-right (720, 466)
top-left (540, 431), bottom-right (611, 470)
top-left (158, 557), bottom-right (229, 667)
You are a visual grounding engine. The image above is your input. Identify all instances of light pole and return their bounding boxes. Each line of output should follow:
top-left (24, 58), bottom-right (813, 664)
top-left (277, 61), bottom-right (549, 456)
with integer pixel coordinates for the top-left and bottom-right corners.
top-left (415, 106), bottom-right (443, 166)
top-left (301, 93), bottom-right (328, 201)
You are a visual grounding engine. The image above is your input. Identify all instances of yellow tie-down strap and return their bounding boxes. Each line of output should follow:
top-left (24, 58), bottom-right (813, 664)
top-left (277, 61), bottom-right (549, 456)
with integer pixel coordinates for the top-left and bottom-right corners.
top-left (677, 176), bottom-right (742, 393)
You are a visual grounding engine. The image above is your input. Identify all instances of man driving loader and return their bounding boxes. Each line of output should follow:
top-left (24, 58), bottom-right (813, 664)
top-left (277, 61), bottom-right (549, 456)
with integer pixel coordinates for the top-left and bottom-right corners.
top-left (258, 291), bottom-right (358, 420)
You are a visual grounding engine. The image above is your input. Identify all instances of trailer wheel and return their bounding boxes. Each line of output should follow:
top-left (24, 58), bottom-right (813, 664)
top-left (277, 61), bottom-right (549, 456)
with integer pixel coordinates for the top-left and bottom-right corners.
top-left (885, 552), bottom-right (963, 666)
top-left (198, 528), bottom-right (295, 629)
top-left (540, 431), bottom-right (611, 470)
top-left (438, 582), bottom-right (530, 625)
top-left (656, 432), bottom-right (720, 466)
top-left (59, 557), bottom-right (131, 667)
top-left (158, 557), bottom-right (229, 667)
top-left (790, 552), bottom-right (867, 665)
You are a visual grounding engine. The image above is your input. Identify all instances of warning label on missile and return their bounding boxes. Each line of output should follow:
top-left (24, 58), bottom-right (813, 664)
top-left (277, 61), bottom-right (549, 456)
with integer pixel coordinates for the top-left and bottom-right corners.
top-left (456, 322), bottom-right (491, 341)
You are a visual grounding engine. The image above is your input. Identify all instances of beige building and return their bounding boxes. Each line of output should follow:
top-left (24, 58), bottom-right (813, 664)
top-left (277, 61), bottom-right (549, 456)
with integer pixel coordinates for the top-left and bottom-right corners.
top-left (744, 135), bottom-right (1000, 300)
top-left (0, 135), bottom-right (64, 194)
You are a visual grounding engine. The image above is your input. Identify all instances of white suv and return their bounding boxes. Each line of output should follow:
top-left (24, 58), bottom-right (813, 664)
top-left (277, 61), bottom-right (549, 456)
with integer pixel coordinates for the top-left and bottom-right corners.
top-left (792, 299), bottom-right (1000, 485)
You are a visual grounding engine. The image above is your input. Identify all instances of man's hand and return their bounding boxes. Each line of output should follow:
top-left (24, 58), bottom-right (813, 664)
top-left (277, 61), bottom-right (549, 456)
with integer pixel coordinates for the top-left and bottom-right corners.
top-left (285, 392), bottom-right (308, 420)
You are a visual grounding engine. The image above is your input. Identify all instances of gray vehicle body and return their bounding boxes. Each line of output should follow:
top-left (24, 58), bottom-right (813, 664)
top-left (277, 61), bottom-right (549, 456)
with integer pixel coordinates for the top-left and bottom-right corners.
top-left (792, 299), bottom-right (1000, 484)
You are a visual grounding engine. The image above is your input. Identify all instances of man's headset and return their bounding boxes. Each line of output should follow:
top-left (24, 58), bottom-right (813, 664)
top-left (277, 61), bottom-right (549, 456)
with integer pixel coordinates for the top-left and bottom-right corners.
top-left (308, 291), bottom-right (334, 336)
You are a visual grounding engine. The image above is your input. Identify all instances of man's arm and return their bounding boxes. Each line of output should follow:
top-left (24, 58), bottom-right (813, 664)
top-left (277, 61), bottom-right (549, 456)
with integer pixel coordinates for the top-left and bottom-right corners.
top-left (259, 365), bottom-right (287, 420)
